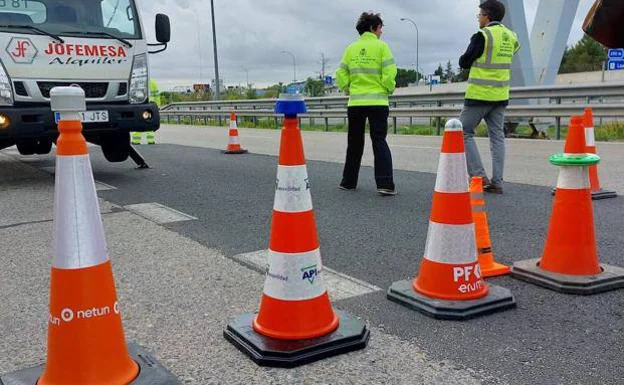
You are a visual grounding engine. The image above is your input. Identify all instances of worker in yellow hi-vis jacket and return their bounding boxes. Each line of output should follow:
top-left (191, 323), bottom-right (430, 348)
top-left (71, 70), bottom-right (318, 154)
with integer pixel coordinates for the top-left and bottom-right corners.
top-left (335, 12), bottom-right (398, 196)
top-left (132, 79), bottom-right (161, 145)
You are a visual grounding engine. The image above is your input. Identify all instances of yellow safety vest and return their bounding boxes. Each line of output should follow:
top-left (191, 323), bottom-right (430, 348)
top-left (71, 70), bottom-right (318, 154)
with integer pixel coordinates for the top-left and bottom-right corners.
top-left (150, 79), bottom-right (162, 107)
top-left (466, 23), bottom-right (520, 102)
top-left (335, 32), bottom-right (397, 107)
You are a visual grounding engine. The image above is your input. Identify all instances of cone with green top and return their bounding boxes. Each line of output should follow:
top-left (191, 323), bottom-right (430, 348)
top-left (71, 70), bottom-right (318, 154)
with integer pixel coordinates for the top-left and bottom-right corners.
top-left (512, 116), bottom-right (624, 294)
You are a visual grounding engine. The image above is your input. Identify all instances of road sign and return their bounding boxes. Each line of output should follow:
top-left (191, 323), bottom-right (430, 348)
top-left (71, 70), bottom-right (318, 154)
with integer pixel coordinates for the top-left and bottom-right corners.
top-left (608, 49), bottom-right (624, 59)
top-left (608, 60), bottom-right (624, 71)
top-left (324, 76), bottom-right (333, 85)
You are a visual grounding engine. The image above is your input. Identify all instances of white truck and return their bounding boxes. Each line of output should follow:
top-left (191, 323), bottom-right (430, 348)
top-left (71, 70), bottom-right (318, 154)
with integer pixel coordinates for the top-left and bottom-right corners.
top-left (0, 0), bottom-right (170, 166)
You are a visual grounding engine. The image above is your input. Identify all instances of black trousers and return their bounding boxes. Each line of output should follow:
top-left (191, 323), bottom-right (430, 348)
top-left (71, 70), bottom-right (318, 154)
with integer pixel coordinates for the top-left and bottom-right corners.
top-left (341, 106), bottom-right (394, 190)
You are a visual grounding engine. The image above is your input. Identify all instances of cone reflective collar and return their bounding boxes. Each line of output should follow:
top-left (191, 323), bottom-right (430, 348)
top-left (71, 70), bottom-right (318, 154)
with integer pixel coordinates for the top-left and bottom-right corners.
top-left (387, 119), bottom-right (515, 320)
top-left (224, 94), bottom-right (369, 367)
top-left (222, 112), bottom-right (248, 154)
top-left (583, 108), bottom-right (617, 199)
top-left (0, 87), bottom-right (181, 385)
top-left (512, 116), bottom-right (624, 294)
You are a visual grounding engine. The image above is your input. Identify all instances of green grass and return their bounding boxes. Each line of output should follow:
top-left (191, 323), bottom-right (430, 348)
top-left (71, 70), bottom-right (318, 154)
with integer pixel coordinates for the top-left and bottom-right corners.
top-left (164, 117), bottom-right (624, 142)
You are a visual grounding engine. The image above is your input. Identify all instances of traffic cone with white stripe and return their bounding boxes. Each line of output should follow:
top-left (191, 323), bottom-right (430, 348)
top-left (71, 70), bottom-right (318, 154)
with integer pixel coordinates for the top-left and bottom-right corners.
top-left (470, 177), bottom-right (510, 277)
top-left (222, 112), bottom-right (248, 154)
top-left (387, 119), bottom-right (515, 320)
top-left (0, 87), bottom-right (181, 385)
top-left (512, 116), bottom-right (624, 294)
top-left (584, 108), bottom-right (616, 200)
top-left (224, 94), bottom-right (369, 367)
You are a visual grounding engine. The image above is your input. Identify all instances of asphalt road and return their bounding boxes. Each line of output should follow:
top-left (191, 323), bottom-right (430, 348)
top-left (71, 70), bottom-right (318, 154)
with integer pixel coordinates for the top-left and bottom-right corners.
top-left (4, 143), bottom-right (622, 385)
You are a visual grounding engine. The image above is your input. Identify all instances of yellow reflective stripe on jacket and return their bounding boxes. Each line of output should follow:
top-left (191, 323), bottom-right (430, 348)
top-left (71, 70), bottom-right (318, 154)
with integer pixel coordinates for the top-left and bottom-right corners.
top-left (465, 23), bottom-right (518, 102)
top-left (351, 68), bottom-right (382, 75)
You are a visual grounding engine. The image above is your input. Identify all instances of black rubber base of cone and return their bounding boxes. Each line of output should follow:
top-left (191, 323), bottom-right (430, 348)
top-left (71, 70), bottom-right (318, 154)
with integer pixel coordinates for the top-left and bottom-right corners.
top-left (387, 280), bottom-right (516, 320)
top-left (512, 258), bottom-right (624, 295)
top-left (550, 187), bottom-right (617, 200)
top-left (221, 149), bottom-right (249, 155)
top-left (0, 343), bottom-right (181, 385)
top-left (223, 311), bottom-right (370, 368)
top-left (591, 189), bottom-right (617, 200)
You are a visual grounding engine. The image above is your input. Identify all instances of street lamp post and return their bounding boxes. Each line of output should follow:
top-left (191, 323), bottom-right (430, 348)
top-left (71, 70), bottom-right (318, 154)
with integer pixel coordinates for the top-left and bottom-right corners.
top-left (210, 0), bottom-right (221, 100)
top-left (400, 18), bottom-right (419, 85)
top-left (281, 50), bottom-right (297, 84)
top-left (194, 12), bottom-right (203, 84)
top-left (241, 66), bottom-right (250, 89)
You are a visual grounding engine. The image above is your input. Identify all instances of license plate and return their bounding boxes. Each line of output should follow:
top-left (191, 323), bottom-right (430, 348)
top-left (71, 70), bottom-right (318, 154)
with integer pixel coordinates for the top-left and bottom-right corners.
top-left (54, 110), bottom-right (109, 124)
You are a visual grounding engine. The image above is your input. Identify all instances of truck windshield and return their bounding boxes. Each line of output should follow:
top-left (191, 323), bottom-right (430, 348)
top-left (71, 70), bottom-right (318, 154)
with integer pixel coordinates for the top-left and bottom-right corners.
top-left (0, 0), bottom-right (141, 39)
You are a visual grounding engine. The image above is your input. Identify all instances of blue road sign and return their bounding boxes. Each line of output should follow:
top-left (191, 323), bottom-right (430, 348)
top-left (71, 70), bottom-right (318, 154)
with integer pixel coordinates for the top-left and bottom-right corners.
top-left (324, 76), bottom-right (333, 85)
top-left (608, 49), bottom-right (624, 59)
top-left (608, 59), bottom-right (624, 71)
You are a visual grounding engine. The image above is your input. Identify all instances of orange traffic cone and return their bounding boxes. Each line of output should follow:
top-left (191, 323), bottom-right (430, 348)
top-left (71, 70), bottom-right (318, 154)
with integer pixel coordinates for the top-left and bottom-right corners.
top-left (222, 112), bottom-right (248, 154)
top-left (470, 177), bottom-right (510, 277)
top-left (224, 94), bottom-right (369, 367)
top-left (388, 119), bottom-right (515, 320)
top-left (1, 87), bottom-right (180, 385)
top-left (512, 116), bottom-right (624, 294)
top-left (584, 108), bottom-right (616, 199)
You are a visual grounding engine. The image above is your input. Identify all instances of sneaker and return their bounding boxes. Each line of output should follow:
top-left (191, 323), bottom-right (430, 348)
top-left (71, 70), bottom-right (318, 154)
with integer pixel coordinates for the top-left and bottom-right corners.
top-left (338, 184), bottom-right (356, 191)
top-left (377, 188), bottom-right (397, 196)
top-left (483, 183), bottom-right (504, 194)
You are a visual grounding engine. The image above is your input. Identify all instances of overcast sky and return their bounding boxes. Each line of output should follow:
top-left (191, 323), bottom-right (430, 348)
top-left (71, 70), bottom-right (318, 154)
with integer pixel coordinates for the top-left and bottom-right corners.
top-left (137, 0), bottom-right (595, 90)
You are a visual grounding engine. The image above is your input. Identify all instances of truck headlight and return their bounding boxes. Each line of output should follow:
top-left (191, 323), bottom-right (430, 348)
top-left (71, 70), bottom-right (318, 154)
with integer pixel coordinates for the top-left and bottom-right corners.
top-left (129, 54), bottom-right (148, 104)
top-left (0, 61), bottom-right (14, 106)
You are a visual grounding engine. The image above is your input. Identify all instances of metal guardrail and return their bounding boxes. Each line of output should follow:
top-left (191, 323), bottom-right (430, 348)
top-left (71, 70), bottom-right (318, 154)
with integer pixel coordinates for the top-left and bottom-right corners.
top-left (161, 82), bottom-right (624, 139)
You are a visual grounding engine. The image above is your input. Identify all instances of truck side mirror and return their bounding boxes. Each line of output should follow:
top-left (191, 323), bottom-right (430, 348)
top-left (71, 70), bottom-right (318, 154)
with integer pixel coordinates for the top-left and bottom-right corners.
top-left (155, 14), bottom-right (170, 44)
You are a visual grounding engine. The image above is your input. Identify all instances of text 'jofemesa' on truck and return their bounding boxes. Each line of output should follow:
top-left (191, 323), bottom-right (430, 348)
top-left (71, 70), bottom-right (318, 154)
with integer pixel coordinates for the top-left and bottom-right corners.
top-left (0, 0), bottom-right (170, 165)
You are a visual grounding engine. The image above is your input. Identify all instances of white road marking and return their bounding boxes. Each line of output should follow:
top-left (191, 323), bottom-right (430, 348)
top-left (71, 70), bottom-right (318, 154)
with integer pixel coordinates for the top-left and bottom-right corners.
top-left (232, 249), bottom-right (381, 301)
top-left (95, 181), bottom-right (117, 191)
top-left (124, 203), bottom-right (197, 224)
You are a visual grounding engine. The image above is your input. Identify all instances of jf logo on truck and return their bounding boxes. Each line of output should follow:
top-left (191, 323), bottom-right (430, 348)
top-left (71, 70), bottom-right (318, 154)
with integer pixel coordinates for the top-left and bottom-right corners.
top-left (0, 0), bottom-right (171, 167)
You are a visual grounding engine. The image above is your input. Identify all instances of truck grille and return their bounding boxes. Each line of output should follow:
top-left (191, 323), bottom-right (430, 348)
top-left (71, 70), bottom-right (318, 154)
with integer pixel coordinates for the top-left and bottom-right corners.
top-left (117, 82), bottom-right (127, 96)
top-left (13, 81), bottom-right (28, 96)
top-left (38, 82), bottom-right (109, 98)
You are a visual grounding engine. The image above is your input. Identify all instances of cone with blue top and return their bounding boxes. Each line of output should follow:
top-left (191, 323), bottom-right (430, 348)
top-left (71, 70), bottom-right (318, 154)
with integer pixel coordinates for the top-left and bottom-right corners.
top-left (387, 119), bottom-right (516, 320)
top-left (512, 116), bottom-right (624, 294)
top-left (223, 94), bottom-right (369, 367)
top-left (1, 87), bottom-right (181, 385)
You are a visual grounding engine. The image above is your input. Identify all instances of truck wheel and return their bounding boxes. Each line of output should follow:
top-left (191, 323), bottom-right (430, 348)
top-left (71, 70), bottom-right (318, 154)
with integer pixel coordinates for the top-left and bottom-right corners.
top-left (0, 139), bottom-right (14, 151)
top-left (101, 133), bottom-right (130, 163)
top-left (35, 139), bottom-right (53, 155)
top-left (16, 140), bottom-right (37, 155)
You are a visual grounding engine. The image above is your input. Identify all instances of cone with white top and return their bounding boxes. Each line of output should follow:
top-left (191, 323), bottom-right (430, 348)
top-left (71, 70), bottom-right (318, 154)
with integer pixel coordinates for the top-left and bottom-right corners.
top-left (583, 108), bottom-right (616, 200)
top-left (387, 119), bottom-right (516, 320)
top-left (224, 94), bottom-right (369, 367)
top-left (512, 116), bottom-right (624, 294)
top-left (222, 112), bottom-right (248, 154)
top-left (0, 87), bottom-right (181, 385)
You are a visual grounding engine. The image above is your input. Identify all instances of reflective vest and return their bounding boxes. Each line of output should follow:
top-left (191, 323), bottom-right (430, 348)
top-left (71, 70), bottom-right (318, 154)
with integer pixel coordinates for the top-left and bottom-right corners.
top-left (466, 23), bottom-right (520, 102)
top-left (150, 79), bottom-right (162, 107)
top-left (335, 32), bottom-right (397, 107)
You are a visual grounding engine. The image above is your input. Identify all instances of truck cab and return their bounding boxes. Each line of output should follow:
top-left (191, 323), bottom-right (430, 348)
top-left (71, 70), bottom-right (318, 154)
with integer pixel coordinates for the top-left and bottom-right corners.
top-left (0, 0), bottom-right (170, 163)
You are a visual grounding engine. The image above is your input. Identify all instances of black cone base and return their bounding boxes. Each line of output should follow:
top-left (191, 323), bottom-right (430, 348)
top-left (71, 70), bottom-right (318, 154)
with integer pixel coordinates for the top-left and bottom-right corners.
top-left (387, 280), bottom-right (516, 320)
top-left (591, 189), bottom-right (617, 200)
top-left (222, 149), bottom-right (249, 154)
top-left (0, 343), bottom-right (181, 385)
top-left (223, 311), bottom-right (369, 368)
top-left (512, 258), bottom-right (624, 295)
top-left (550, 187), bottom-right (617, 200)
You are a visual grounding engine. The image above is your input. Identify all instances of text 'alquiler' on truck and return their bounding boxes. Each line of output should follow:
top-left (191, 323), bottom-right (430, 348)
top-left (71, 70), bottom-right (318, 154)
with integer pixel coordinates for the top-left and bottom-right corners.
top-left (0, 0), bottom-right (171, 167)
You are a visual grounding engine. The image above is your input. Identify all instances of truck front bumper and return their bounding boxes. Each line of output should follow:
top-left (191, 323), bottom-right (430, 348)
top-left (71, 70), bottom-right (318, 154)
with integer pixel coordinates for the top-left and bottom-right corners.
top-left (0, 103), bottom-right (160, 139)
